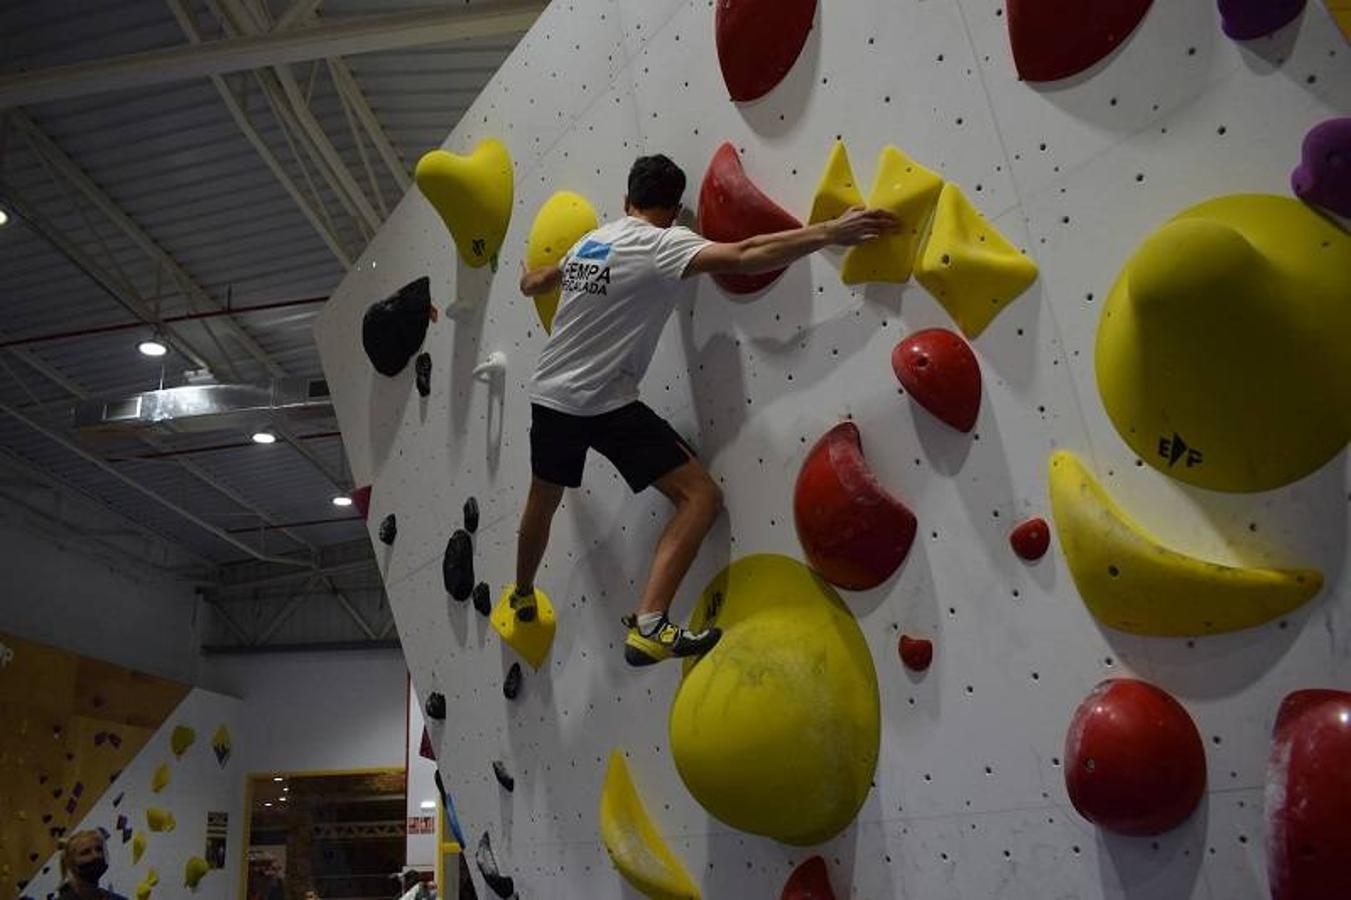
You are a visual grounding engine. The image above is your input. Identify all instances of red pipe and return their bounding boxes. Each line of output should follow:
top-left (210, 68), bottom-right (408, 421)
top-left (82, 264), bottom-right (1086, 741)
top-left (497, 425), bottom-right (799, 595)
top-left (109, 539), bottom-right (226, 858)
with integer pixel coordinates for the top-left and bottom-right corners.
top-left (0, 295), bottom-right (329, 349)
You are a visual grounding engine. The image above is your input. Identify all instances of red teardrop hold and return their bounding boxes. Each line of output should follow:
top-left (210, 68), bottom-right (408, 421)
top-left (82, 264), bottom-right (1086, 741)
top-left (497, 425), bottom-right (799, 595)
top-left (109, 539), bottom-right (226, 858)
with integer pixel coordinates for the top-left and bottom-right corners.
top-left (898, 635), bottom-right (934, 672)
top-left (419, 726), bottom-right (436, 761)
top-left (697, 142), bottom-right (803, 294)
top-left (782, 855), bottom-right (835, 900)
top-left (1009, 517), bottom-right (1051, 561)
top-left (794, 422), bottom-right (918, 590)
top-left (1064, 679), bottom-right (1206, 836)
top-left (1007, 0), bottom-right (1154, 82)
top-left (351, 484), bottom-right (372, 520)
top-left (1267, 689), bottom-right (1351, 900)
top-left (716, 0), bottom-right (818, 102)
top-left (891, 328), bottom-right (981, 432)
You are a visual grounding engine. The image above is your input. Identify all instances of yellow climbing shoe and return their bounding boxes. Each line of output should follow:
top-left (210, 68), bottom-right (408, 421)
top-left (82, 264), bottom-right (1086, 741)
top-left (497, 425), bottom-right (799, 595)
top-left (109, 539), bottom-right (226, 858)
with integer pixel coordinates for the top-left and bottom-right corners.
top-left (622, 614), bottom-right (721, 667)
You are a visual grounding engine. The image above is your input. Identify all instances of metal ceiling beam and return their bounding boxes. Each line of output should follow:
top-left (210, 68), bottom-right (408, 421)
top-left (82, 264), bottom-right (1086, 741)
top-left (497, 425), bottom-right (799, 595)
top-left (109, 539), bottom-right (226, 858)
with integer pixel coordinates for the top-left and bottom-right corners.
top-left (274, 0), bottom-right (323, 32)
top-left (0, 1), bottom-right (549, 107)
top-left (326, 58), bottom-right (410, 192)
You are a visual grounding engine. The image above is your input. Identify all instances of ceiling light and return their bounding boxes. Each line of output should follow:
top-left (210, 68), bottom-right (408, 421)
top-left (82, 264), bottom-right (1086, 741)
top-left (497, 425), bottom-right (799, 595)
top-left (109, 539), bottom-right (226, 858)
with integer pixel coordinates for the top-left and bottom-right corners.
top-left (272, 776), bottom-right (284, 783)
top-left (279, 795), bottom-right (288, 802)
top-left (419, 800), bottom-right (437, 810)
top-left (251, 431), bottom-right (277, 445)
top-left (264, 802), bottom-right (273, 807)
top-left (0, 208), bottom-right (9, 228)
top-left (332, 495), bottom-right (353, 507)
top-left (137, 339), bottom-right (168, 358)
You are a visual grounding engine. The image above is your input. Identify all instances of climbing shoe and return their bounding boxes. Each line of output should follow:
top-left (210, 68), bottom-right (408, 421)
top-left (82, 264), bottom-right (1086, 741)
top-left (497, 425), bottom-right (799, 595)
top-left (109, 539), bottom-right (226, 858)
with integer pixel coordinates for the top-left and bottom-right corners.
top-left (622, 614), bottom-right (722, 667)
top-left (510, 585), bottom-right (538, 622)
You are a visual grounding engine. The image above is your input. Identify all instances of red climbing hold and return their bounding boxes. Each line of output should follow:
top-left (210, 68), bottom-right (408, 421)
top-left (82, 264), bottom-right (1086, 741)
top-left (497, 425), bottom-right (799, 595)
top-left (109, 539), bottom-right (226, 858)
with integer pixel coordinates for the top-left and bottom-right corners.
top-left (898, 635), bottom-right (934, 672)
top-left (1064, 679), bottom-right (1206, 836)
top-left (794, 422), bottom-right (917, 590)
top-left (1009, 517), bottom-right (1051, 561)
top-left (419, 726), bottom-right (436, 761)
top-left (891, 329), bottom-right (981, 432)
top-left (351, 485), bottom-right (372, 520)
top-left (716, 0), bottom-right (818, 102)
top-left (1266, 689), bottom-right (1351, 900)
top-left (698, 142), bottom-right (802, 295)
top-left (1007, 0), bottom-right (1153, 82)
top-left (782, 855), bottom-right (835, 900)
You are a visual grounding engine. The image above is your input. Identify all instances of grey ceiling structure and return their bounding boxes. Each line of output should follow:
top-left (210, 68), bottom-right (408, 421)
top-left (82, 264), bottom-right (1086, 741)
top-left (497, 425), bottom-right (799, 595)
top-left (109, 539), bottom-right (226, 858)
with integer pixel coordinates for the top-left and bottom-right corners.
top-left (0, 0), bottom-right (544, 652)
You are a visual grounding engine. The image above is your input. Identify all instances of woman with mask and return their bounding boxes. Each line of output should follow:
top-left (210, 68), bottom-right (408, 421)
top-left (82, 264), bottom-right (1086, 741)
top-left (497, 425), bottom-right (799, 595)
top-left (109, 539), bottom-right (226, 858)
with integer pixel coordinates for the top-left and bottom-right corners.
top-left (58, 830), bottom-right (127, 900)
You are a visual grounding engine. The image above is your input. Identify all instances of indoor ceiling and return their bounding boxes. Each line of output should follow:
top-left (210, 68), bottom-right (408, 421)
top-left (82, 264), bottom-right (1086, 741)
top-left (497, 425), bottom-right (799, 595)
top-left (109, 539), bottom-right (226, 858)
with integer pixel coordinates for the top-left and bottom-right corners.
top-left (0, 0), bottom-right (545, 650)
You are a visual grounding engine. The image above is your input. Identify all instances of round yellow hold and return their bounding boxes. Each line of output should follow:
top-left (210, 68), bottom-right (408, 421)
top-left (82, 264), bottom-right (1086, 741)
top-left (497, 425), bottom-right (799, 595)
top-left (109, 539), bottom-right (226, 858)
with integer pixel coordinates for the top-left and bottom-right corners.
top-left (669, 554), bottom-right (879, 846)
top-left (526, 191), bottom-right (599, 333)
top-left (415, 138), bottom-right (514, 268)
top-left (1096, 194), bottom-right (1350, 492)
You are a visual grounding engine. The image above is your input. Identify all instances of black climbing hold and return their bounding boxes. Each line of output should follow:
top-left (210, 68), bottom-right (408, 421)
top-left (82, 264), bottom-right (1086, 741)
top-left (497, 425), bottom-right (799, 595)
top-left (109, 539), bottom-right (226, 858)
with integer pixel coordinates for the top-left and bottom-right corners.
top-left (492, 760), bottom-right (514, 792)
top-left (503, 663), bottom-right (522, 701)
top-left (475, 832), bottom-right (515, 898)
top-left (472, 582), bottom-right (492, 616)
top-left (425, 691), bottom-right (446, 721)
top-left (362, 276), bottom-right (431, 377)
top-left (415, 352), bottom-right (432, 397)
top-left (378, 514), bottom-right (397, 545)
top-left (442, 529), bottom-right (474, 600)
top-left (464, 496), bottom-right (479, 533)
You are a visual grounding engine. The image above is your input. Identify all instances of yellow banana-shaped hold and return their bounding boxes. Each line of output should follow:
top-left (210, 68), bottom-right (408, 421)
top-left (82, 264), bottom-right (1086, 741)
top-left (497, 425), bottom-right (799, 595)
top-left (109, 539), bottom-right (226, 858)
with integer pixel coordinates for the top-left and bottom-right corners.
top-left (599, 751), bottom-right (700, 900)
top-left (1048, 451), bottom-right (1322, 636)
top-left (526, 190), bottom-right (598, 333)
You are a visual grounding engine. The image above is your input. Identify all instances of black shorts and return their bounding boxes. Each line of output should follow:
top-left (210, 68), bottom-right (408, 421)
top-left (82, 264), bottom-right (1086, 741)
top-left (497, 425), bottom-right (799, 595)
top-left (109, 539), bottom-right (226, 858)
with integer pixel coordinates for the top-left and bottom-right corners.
top-left (530, 402), bottom-right (694, 492)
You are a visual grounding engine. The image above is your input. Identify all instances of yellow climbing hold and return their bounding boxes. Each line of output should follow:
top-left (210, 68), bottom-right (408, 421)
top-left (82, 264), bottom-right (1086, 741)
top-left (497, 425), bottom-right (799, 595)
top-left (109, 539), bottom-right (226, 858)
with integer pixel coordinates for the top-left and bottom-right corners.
top-left (146, 869), bottom-right (159, 886)
top-left (669, 555), bottom-right (879, 845)
top-left (599, 751), bottom-right (700, 900)
top-left (914, 182), bottom-right (1038, 338)
top-left (1096, 194), bottom-right (1351, 493)
top-left (1326, 1), bottom-right (1351, 41)
top-left (151, 763), bottom-right (170, 794)
top-left (210, 724), bottom-right (232, 766)
top-left (184, 856), bottom-right (209, 889)
top-left (841, 145), bottom-right (943, 285)
top-left (415, 138), bottom-right (514, 268)
top-left (490, 585), bottom-right (557, 670)
top-left (807, 141), bottom-right (865, 225)
top-left (131, 832), bottom-right (146, 865)
top-left (170, 725), bottom-right (195, 758)
top-left (1048, 450), bottom-right (1323, 636)
top-left (146, 808), bottom-right (176, 833)
top-left (526, 190), bottom-right (599, 333)
top-left (135, 879), bottom-right (153, 900)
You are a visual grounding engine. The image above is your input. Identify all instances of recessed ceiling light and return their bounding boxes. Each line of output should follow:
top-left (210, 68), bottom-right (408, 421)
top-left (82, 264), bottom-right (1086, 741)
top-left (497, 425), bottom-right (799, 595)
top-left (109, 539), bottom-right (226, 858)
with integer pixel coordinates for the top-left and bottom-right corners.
top-left (272, 776), bottom-right (284, 782)
top-left (264, 801), bottom-right (273, 807)
top-left (332, 495), bottom-right (353, 507)
top-left (279, 795), bottom-right (288, 802)
top-left (251, 431), bottom-right (277, 445)
top-left (419, 800), bottom-right (437, 810)
top-left (137, 339), bottom-right (168, 358)
top-left (0, 209), bottom-right (9, 228)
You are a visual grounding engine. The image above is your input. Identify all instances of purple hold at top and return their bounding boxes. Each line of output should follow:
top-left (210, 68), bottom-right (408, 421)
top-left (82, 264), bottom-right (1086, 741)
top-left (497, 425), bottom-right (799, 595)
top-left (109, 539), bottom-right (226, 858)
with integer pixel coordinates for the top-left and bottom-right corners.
top-left (1291, 118), bottom-right (1351, 218)
top-left (1217, 0), bottom-right (1306, 39)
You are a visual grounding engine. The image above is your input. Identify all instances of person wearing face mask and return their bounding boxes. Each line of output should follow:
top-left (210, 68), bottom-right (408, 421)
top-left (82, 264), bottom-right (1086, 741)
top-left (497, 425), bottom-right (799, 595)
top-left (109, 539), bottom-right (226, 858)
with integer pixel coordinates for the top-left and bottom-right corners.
top-left (58, 830), bottom-right (127, 900)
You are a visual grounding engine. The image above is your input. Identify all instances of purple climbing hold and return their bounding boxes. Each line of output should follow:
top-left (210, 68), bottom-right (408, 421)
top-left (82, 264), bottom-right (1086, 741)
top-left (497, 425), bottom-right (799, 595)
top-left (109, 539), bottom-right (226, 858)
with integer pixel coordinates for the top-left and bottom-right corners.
top-left (1291, 118), bottom-right (1351, 217)
top-left (1217, 0), bottom-right (1306, 39)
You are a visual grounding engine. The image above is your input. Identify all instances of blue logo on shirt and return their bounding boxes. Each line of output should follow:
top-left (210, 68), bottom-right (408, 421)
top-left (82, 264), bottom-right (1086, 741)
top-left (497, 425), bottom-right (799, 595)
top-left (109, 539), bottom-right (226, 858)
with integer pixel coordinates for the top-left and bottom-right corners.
top-left (575, 239), bottom-right (612, 260)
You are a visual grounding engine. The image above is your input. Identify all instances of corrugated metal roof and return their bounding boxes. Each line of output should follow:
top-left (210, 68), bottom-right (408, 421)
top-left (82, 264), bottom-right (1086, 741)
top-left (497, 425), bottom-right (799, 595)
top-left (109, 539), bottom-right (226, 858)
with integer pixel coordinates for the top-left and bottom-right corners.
top-left (0, 0), bottom-right (535, 644)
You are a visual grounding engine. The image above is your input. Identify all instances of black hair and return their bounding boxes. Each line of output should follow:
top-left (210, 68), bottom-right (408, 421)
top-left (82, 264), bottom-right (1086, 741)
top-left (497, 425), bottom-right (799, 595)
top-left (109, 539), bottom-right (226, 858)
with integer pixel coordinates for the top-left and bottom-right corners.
top-left (627, 154), bottom-right (686, 210)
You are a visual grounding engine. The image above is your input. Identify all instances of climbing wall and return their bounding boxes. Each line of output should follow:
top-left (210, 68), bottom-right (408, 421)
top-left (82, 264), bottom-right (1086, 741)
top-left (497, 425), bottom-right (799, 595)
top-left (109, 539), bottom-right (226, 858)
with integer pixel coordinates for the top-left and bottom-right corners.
top-left (314, 1), bottom-right (1350, 897)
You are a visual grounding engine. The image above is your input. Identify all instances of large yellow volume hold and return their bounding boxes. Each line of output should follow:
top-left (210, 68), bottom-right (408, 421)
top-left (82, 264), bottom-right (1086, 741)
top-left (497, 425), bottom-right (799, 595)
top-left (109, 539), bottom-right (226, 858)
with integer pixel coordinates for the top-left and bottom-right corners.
top-left (1096, 194), bottom-right (1350, 493)
top-left (526, 191), bottom-right (599, 333)
top-left (490, 585), bottom-right (556, 670)
top-left (914, 182), bottom-right (1038, 338)
top-left (415, 138), bottom-right (514, 268)
top-left (1048, 451), bottom-right (1322, 636)
top-left (599, 751), bottom-right (700, 900)
top-left (169, 725), bottom-right (195, 758)
top-left (807, 141), bottom-right (864, 225)
top-left (841, 146), bottom-right (942, 285)
top-left (669, 555), bottom-right (879, 846)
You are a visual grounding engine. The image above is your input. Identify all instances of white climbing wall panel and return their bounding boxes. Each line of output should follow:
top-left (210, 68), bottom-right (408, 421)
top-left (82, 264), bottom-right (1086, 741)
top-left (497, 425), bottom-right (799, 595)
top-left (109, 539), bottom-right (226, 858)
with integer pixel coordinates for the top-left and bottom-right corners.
top-left (314, 1), bottom-right (1351, 897)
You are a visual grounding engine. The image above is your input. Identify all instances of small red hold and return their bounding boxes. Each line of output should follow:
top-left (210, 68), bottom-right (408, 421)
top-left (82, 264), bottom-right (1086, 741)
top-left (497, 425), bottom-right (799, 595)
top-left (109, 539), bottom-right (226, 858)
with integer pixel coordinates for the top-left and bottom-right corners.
top-left (1010, 517), bottom-right (1051, 561)
top-left (697, 142), bottom-right (802, 294)
top-left (782, 854), bottom-right (835, 899)
top-left (1007, 0), bottom-right (1153, 82)
top-left (891, 329), bottom-right (982, 432)
top-left (899, 635), bottom-right (934, 672)
top-left (419, 726), bottom-right (436, 762)
top-left (351, 484), bottom-right (372, 520)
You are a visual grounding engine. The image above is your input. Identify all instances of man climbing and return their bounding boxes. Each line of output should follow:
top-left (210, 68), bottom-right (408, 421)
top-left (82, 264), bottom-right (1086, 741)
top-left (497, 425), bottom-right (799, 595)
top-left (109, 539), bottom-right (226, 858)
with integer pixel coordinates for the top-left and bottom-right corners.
top-left (515, 154), bottom-right (897, 666)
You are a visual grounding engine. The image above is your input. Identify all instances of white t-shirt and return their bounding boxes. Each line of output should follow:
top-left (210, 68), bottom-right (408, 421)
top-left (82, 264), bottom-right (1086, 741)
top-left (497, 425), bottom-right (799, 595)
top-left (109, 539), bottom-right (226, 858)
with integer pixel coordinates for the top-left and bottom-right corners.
top-left (529, 216), bottom-right (710, 416)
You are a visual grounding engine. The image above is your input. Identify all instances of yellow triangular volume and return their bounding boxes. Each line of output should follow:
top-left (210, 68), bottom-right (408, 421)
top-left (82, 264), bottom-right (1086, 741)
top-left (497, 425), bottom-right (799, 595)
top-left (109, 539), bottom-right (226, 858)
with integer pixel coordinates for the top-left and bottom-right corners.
top-left (808, 141), bottom-right (864, 225)
top-left (841, 146), bottom-right (943, 285)
top-left (526, 191), bottom-right (599, 333)
top-left (599, 751), bottom-right (700, 900)
top-left (914, 182), bottom-right (1038, 338)
top-left (415, 138), bottom-right (514, 268)
top-left (490, 585), bottom-right (557, 670)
